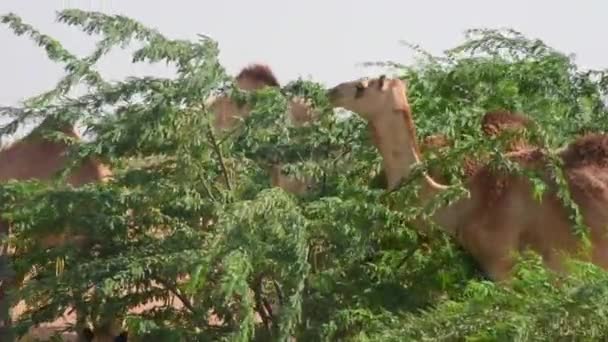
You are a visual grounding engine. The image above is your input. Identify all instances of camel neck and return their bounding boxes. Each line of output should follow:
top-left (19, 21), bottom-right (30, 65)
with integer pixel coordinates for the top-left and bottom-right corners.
top-left (368, 108), bottom-right (447, 191)
top-left (368, 112), bottom-right (415, 191)
top-left (368, 108), bottom-right (460, 236)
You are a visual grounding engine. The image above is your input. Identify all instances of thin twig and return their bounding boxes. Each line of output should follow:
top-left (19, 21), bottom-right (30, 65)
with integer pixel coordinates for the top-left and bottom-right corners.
top-left (199, 102), bottom-right (232, 192)
top-left (154, 276), bottom-right (196, 314)
top-left (396, 245), bottom-right (421, 270)
top-left (272, 280), bottom-right (284, 306)
top-left (218, 122), bottom-right (245, 145)
top-left (262, 297), bottom-right (274, 319)
top-left (206, 122), bottom-right (232, 192)
top-left (254, 274), bottom-right (273, 335)
top-left (199, 178), bottom-right (216, 202)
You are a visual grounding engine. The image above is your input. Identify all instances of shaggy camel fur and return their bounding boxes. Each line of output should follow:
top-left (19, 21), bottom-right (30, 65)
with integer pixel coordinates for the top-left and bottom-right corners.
top-left (327, 75), bottom-right (608, 281)
top-left (208, 64), bottom-right (317, 194)
top-left (422, 110), bottom-right (534, 153)
top-left (421, 110), bottom-right (536, 184)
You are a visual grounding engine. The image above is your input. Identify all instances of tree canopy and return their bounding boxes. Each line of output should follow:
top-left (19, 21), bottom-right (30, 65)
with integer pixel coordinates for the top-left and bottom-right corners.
top-left (0, 10), bottom-right (607, 341)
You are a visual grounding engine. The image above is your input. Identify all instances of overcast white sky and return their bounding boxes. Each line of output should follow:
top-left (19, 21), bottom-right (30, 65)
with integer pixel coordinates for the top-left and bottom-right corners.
top-left (0, 0), bottom-right (606, 135)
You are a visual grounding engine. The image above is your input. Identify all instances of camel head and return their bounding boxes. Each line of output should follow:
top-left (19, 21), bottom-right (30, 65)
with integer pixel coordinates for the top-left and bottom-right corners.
top-left (235, 63), bottom-right (317, 126)
top-left (211, 63), bottom-right (282, 130)
top-left (421, 134), bottom-right (452, 152)
top-left (327, 75), bottom-right (411, 120)
top-left (327, 75), bottom-right (422, 190)
top-left (481, 110), bottom-right (533, 136)
top-left (288, 96), bottom-right (317, 127)
top-left (207, 63), bottom-right (320, 195)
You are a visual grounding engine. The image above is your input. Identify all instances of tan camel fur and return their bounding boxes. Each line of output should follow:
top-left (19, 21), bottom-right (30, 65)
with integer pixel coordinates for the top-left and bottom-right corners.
top-left (327, 75), bottom-right (608, 281)
top-left (0, 118), bottom-right (125, 340)
top-left (207, 64), bottom-right (317, 194)
top-left (420, 110), bottom-right (535, 183)
top-left (0, 117), bottom-right (112, 269)
top-left (422, 110), bottom-right (534, 153)
top-left (0, 118), bottom-right (112, 247)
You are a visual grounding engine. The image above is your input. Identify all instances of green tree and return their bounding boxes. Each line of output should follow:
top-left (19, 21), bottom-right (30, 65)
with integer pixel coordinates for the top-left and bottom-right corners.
top-left (0, 10), bottom-right (607, 342)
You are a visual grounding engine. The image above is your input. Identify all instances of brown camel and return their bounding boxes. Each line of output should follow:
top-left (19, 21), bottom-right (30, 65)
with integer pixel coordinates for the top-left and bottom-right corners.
top-left (326, 75), bottom-right (608, 281)
top-left (0, 118), bottom-right (112, 247)
top-left (207, 63), bottom-right (318, 194)
top-left (0, 118), bottom-right (125, 340)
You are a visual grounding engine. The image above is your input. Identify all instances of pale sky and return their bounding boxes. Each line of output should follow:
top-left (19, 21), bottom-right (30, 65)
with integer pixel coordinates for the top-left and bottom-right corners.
top-left (0, 0), bottom-right (607, 135)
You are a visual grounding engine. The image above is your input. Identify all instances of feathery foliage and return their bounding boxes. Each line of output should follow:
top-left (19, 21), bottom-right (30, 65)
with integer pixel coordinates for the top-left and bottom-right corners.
top-left (0, 10), bottom-right (607, 341)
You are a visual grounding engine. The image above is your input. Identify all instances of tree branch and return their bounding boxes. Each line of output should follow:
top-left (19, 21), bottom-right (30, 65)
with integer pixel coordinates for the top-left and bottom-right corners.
top-left (206, 121), bottom-right (232, 192)
top-left (154, 276), bottom-right (196, 314)
top-left (254, 274), bottom-right (273, 335)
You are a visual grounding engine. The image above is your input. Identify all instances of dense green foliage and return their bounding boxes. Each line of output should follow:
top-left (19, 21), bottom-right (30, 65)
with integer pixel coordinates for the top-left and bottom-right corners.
top-left (1, 10), bottom-right (607, 341)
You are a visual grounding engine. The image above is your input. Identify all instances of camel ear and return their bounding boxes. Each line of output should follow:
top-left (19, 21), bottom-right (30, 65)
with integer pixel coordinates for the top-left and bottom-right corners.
top-left (377, 75), bottom-right (386, 90)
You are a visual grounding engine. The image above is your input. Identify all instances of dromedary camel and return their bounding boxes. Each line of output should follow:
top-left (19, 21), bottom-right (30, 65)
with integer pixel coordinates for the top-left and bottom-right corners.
top-left (207, 64), bottom-right (318, 195)
top-left (0, 118), bottom-right (127, 341)
top-left (326, 75), bottom-right (608, 281)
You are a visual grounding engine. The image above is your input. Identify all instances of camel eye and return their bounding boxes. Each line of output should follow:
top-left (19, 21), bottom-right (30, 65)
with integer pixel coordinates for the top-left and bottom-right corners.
top-left (355, 83), bottom-right (366, 98)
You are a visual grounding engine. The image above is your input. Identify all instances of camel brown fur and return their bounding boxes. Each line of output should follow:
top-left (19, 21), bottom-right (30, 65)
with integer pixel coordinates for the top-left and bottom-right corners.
top-left (0, 117), bottom-right (112, 251)
top-left (0, 117), bottom-right (114, 340)
top-left (236, 64), bottom-right (280, 90)
top-left (210, 63), bottom-right (315, 131)
top-left (327, 75), bottom-right (608, 281)
top-left (0, 118), bottom-right (112, 188)
top-left (481, 110), bottom-right (534, 149)
top-left (422, 109), bottom-right (534, 153)
top-left (207, 63), bottom-right (318, 194)
top-left (420, 110), bottom-right (536, 184)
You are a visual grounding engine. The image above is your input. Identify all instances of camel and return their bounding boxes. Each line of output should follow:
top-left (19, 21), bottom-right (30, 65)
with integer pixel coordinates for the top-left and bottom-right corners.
top-left (326, 75), bottom-right (608, 281)
top-left (0, 117), bottom-right (113, 247)
top-left (207, 64), bottom-right (318, 195)
top-left (0, 117), bottom-right (124, 340)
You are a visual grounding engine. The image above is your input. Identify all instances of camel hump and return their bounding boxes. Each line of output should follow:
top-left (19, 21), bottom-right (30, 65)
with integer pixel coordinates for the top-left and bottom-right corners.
top-left (561, 133), bottom-right (608, 168)
top-left (235, 63), bottom-right (280, 89)
top-left (481, 110), bottom-right (533, 136)
top-left (31, 116), bottom-right (79, 139)
top-left (421, 134), bottom-right (452, 151)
